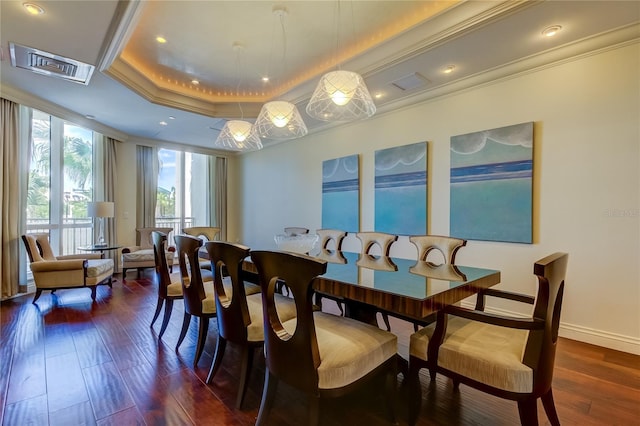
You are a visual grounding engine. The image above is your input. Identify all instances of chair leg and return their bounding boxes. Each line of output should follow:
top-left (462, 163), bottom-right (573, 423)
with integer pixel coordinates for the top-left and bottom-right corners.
top-left (151, 297), bottom-right (164, 327)
top-left (256, 370), bottom-right (278, 426)
top-left (407, 362), bottom-right (423, 426)
top-left (384, 360), bottom-right (397, 424)
top-left (308, 395), bottom-right (320, 426)
top-left (235, 345), bottom-right (254, 409)
top-left (193, 317), bottom-right (209, 368)
top-left (158, 299), bottom-right (174, 339)
top-left (335, 300), bottom-right (344, 316)
top-left (206, 336), bottom-right (227, 384)
top-left (517, 398), bottom-right (539, 426)
top-left (176, 313), bottom-right (191, 351)
top-left (541, 388), bottom-right (560, 426)
top-left (32, 289), bottom-right (43, 304)
top-left (122, 268), bottom-right (128, 279)
top-left (90, 286), bottom-right (97, 301)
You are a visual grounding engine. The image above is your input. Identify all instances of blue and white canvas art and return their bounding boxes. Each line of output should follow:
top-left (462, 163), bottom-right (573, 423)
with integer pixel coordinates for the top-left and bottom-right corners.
top-left (374, 142), bottom-right (427, 235)
top-left (322, 154), bottom-right (359, 232)
top-left (450, 122), bottom-right (533, 243)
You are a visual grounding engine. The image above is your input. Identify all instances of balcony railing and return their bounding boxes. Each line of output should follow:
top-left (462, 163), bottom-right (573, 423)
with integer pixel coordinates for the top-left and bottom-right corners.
top-left (26, 217), bottom-right (195, 255)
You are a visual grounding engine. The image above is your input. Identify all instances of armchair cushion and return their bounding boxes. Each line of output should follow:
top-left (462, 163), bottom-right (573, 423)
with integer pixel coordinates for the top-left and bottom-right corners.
top-left (410, 316), bottom-right (531, 393)
top-left (121, 227), bottom-right (175, 276)
top-left (282, 311), bottom-right (397, 390)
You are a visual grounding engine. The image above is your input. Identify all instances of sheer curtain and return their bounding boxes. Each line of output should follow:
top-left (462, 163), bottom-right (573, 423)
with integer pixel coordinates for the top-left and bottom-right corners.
top-left (136, 145), bottom-right (159, 228)
top-left (209, 156), bottom-right (227, 241)
top-left (1, 98), bottom-right (30, 299)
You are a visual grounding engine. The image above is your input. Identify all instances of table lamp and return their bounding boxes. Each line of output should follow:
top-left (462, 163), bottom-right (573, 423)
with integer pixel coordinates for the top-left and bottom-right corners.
top-left (88, 201), bottom-right (114, 247)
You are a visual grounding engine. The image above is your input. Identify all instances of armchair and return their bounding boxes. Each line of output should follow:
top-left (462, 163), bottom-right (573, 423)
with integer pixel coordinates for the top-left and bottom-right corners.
top-left (121, 227), bottom-right (175, 278)
top-left (408, 252), bottom-right (569, 426)
top-left (22, 234), bottom-right (114, 303)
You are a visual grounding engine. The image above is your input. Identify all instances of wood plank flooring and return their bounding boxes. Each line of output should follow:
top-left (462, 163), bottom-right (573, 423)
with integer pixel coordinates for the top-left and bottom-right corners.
top-left (1, 273), bottom-right (638, 425)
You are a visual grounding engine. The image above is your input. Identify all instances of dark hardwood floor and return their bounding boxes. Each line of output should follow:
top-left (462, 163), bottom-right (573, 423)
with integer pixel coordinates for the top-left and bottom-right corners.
top-left (1, 273), bottom-right (638, 425)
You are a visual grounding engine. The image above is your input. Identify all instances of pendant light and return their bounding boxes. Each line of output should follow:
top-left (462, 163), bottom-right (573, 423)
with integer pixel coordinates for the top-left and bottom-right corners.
top-left (215, 43), bottom-right (263, 151)
top-left (306, 2), bottom-right (376, 122)
top-left (254, 6), bottom-right (308, 140)
top-left (215, 120), bottom-right (263, 151)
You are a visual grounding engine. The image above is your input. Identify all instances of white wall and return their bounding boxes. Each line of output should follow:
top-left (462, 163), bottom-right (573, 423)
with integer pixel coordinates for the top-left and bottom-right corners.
top-left (233, 43), bottom-right (640, 354)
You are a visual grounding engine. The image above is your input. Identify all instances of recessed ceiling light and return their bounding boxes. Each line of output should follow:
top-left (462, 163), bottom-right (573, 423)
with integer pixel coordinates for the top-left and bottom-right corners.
top-left (443, 65), bottom-right (456, 74)
top-left (191, 79), bottom-right (199, 85)
top-left (262, 76), bottom-right (269, 82)
top-left (156, 36), bottom-right (167, 44)
top-left (159, 121), bottom-right (168, 126)
top-left (85, 114), bottom-right (95, 120)
top-left (374, 92), bottom-right (383, 99)
top-left (542, 25), bottom-right (562, 37)
top-left (169, 116), bottom-right (175, 120)
top-left (23, 3), bottom-right (44, 15)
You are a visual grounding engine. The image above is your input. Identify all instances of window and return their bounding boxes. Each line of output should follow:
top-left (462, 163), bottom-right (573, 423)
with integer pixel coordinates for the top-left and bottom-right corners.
top-left (156, 148), bottom-right (211, 235)
top-left (27, 109), bottom-right (96, 255)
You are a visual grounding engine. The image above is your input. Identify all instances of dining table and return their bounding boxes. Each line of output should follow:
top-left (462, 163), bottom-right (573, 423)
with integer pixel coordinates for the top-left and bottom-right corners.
top-left (241, 248), bottom-right (501, 326)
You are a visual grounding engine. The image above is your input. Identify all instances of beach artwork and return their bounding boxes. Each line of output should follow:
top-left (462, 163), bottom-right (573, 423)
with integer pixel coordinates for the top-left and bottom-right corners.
top-left (374, 142), bottom-right (427, 235)
top-left (450, 122), bottom-right (533, 243)
top-left (322, 154), bottom-right (360, 232)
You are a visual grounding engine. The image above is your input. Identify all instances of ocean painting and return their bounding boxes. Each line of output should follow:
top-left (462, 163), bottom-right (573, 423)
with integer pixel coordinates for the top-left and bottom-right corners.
top-left (322, 154), bottom-right (359, 232)
top-left (375, 142), bottom-right (427, 235)
top-left (450, 122), bottom-right (533, 243)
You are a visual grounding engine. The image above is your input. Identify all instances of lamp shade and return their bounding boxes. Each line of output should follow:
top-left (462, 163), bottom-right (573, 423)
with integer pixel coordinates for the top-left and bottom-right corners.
top-left (306, 70), bottom-right (376, 121)
top-left (215, 120), bottom-right (263, 151)
top-left (254, 101), bottom-right (308, 140)
top-left (88, 201), bottom-right (114, 218)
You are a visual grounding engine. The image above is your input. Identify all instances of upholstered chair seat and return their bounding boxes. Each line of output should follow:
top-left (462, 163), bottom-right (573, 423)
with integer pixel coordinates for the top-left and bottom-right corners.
top-left (121, 227), bottom-right (175, 278)
top-left (282, 311), bottom-right (397, 390)
top-left (251, 250), bottom-right (398, 426)
top-left (22, 234), bottom-right (114, 303)
top-left (410, 316), bottom-right (531, 393)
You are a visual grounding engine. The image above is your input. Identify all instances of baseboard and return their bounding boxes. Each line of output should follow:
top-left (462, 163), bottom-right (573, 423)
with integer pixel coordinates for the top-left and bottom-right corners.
top-left (460, 301), bottom-right (640, 355)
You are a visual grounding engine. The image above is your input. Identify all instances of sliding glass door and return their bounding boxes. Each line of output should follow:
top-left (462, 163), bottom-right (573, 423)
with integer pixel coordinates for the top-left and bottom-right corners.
top-left (27, 109), bottom-right (95, 255)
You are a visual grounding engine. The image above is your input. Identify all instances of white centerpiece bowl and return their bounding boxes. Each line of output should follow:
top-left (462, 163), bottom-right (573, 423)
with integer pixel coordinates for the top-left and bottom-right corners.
top-left (274, 233), bottom-right (319, 254)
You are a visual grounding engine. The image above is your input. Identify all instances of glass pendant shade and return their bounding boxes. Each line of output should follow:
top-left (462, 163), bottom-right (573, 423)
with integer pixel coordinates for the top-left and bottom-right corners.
top-left (254, 100), bottom-right (308, 140)
top-left (306, 70), bottom-right (376, 121)
top-left (215, 120), bottom-right (263, 151)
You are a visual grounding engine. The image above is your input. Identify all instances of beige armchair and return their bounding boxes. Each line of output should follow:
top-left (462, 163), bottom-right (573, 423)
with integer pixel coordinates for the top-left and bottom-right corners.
top-left (121, 227), bottom-right (175, 278)
top-left (22, 234), bottom-right (114, 304)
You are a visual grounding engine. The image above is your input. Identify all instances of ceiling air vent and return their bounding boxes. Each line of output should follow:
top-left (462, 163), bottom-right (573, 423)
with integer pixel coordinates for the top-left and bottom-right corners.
top-left (9, 42), bottom-right (95, 85)
top-left (391, 72), bottom-right (430, 91)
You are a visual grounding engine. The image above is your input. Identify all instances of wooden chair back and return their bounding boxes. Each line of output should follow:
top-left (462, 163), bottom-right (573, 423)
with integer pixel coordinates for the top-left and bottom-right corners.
top-left (526, 252), bottom-right (569, 393)
top-left (174, 234), bottom-right (207, 316)
top-left (184, 226), bottom-right (221, 241)
top-left (251, 250), bottom-right (327, 393)
top-left (205, 241), bottom-right (252, 342)
top-left (316, 229), bottom-right (347, 251)
top-left (356, 232), bottom-right (397, 256)
top-left (409, 235), bottom-right (467, 264)
top-left (151, 231), bottom-right (172, 299)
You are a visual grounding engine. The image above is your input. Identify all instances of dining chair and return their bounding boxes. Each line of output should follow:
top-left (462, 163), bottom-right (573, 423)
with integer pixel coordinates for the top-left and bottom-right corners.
top-left (408, 252), bottom-right (569, 426)
top-left (174, 234), bottom-right (219, 367)
top-left (251, 250), bottom-right (398, 426)
top-left (356, 231), bottom-right (397, 256)
top-left (408, 235), bottom-right (468, 330)
top-left (150, 231), bottom-right (183, 339)
top-left (204, 242), bottom-right (296, 409)
top-left (355, 231), bottom-right (398, 330)
top-left (183, 226), bottom-right (221, 270)
top-left (314, 229), bottom-right (348, 314)
top-left (409, 235), bottom-right (467, 264)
